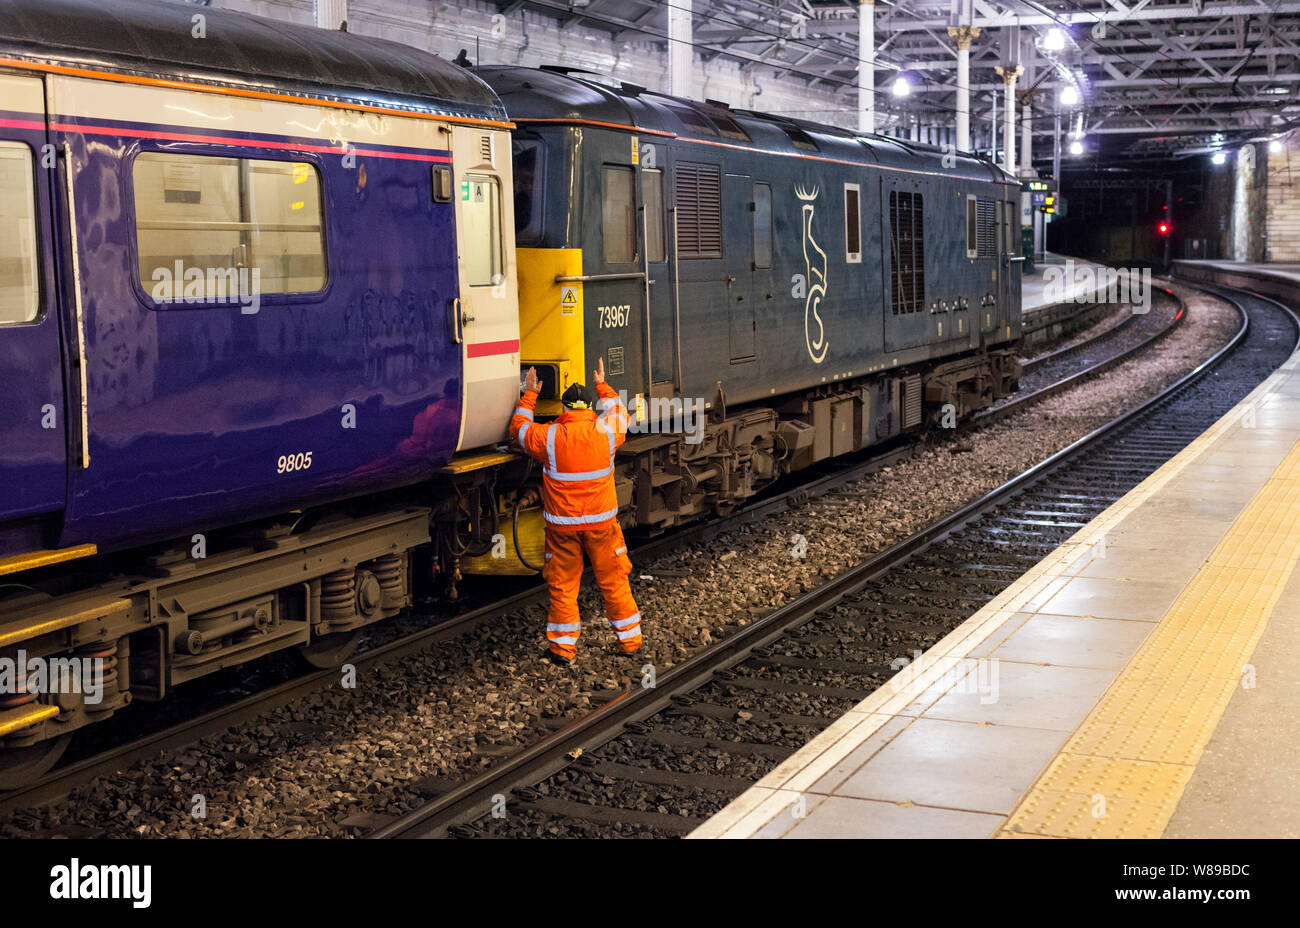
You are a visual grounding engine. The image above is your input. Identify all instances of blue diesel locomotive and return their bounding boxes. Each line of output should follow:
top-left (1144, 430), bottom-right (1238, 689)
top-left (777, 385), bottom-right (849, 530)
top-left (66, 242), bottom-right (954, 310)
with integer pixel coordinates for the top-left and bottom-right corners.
top-left (0, 0), bottom-right (1021, 785)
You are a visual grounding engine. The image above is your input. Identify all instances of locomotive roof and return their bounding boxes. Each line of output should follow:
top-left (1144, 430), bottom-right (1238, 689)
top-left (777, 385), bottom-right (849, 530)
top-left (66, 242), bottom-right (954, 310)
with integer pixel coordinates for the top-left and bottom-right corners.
top-left (478, 65), bottom-right (1014, 187)
top-left (0, 0), bottom-right (508, 124)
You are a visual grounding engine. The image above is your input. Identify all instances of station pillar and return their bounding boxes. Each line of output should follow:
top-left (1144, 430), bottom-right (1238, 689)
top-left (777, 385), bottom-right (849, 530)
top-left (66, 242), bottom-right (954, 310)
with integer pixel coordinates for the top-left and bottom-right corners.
top-left (948, 25), bottom-right (981, 152)
top-left (859, 0), bottom-right (875, 135)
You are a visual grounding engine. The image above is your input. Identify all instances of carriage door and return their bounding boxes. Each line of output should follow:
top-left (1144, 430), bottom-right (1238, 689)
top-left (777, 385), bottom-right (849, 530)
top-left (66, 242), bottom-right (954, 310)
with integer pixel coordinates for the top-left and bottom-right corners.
top-left (449, 126), bottom-right (521, 450)
top-left (0, 72), bottom-right (66, 519)
top-left (640, 146), bottom-right (676, 398)
top-left (1001, 199), bottom-right (1019, 335)
top-left (724, 173), bottom-right (755, 362)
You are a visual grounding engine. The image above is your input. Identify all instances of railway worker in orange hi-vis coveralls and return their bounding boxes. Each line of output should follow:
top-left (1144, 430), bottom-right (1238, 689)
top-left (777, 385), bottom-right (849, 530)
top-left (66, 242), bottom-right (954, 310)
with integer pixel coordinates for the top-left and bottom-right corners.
top-left (509, 357), bottom-right (643, 665)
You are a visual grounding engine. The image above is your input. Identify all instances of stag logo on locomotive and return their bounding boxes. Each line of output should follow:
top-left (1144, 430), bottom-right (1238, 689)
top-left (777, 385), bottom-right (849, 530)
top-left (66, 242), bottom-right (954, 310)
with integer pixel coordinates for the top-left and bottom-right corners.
top-left (794, 185), bottom-right (829, 365)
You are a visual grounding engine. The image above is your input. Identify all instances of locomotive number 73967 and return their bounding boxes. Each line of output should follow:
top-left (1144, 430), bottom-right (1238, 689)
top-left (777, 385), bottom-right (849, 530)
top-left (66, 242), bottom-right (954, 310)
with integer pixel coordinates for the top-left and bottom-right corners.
top-left (598, 304), bottom-right (630, 328)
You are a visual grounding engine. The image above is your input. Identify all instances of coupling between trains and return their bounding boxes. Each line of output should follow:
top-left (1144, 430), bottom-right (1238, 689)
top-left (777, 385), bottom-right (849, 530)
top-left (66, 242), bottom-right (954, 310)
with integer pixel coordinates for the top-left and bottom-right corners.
top-left (0, 0), bottom-right (1022, 780)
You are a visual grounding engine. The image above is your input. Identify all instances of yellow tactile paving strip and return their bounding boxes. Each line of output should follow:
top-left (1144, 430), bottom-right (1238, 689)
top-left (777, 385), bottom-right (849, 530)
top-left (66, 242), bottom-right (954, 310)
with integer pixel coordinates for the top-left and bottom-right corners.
top-left (998, 439), bottom-right (1300, 838)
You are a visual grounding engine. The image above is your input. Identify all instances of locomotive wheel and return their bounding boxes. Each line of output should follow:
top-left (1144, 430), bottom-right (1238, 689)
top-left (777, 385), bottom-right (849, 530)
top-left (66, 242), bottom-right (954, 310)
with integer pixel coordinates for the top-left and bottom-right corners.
top-left (296, 631), bottom-right (361, 669)
top-left (0, 734), bottom-right (72, 791)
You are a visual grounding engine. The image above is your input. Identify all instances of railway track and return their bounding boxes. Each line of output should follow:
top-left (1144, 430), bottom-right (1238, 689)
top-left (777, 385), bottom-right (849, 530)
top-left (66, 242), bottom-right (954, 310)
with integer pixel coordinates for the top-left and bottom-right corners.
top-left (0, 289), bottom-right (1189, 817)
top-left (372, 282), bottom-right (1295, 838)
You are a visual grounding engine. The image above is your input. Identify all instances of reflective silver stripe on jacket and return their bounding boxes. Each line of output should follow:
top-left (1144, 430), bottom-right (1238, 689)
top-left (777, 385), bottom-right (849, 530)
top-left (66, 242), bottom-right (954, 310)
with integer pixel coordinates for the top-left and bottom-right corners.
top-left (514, 406), bottom-right (534, 421)
top-left (543, 507), bottom-right (619, 526)
top-left (545, 464), bottom-right (614, 481)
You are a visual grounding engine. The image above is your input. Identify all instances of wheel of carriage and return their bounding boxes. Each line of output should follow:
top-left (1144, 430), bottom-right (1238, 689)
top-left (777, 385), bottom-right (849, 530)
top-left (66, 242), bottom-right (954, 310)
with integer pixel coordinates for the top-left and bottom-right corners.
top-left (0, 734), bottom-right (73, 791)
top-left (296, 630), bottom-right (361, 670)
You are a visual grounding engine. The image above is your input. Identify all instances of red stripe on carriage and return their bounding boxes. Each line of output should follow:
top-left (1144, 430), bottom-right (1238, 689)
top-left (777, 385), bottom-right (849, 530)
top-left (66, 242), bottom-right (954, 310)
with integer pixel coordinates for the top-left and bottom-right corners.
top-left (466, 339), bottom-right (520, 358)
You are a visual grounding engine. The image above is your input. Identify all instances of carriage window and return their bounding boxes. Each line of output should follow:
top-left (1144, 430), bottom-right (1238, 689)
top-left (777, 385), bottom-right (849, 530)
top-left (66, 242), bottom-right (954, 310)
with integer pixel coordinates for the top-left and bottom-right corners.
top-left (462, 174), bottom-right (504, 286)
top-left (844, 183), bottom-right (861, 264)
top-left (134, 152), bottom-right (327, 302)
top-left (0, 143), bottom-right (39, 325)
top-left (513, 138), bottom-right (544, 246)
top-left (602, 166), bottom-right (637, 264)
top-left (644, 169), bottom-right (666, 263)
top-left (753, 182), bottom-right (773, 268)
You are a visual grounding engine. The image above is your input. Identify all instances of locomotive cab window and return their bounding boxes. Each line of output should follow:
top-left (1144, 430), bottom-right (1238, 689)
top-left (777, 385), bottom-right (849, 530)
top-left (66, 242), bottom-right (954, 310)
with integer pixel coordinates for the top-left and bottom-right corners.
top-left (602, 165), bottom-right (637, 264)
top-left (512, 138), bottom-right (544, 246)
top-left (644, 168), bottom-right (666, 264)
top-left (844, 183), bottom-right (861, 264)
top-left (462, 174), bottom-right (504, 286)
top-left (133, 152), bottom-right (327, 302)
top-left (753, 182), bottom-right (773, 269)
top-left (0, 143), bottom-right (39, 325)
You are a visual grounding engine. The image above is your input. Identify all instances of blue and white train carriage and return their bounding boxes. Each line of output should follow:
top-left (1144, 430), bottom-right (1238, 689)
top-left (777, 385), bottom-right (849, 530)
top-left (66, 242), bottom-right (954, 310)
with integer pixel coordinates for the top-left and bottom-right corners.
top-left (0, 0), bottom-right (521, 785)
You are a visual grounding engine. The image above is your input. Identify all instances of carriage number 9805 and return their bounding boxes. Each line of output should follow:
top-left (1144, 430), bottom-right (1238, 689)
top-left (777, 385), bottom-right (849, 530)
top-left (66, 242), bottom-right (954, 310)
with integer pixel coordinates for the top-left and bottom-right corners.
top-left (598, 305), bottom-right (630, 328)
top-left (277, 452), bottom-right (313, 474)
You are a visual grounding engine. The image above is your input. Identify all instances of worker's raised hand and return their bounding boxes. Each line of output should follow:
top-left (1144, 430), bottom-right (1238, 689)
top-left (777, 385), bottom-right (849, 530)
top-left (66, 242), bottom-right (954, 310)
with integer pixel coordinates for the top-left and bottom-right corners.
top-left (593, 357), bottom-right (605, 385)
top-left (524, 366), bottom-right (539, 394)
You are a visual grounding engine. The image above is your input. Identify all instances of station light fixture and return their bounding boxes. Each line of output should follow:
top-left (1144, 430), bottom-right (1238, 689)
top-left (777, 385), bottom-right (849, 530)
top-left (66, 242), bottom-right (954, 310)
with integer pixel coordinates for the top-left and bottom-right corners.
top-left (1211, 150), bottom-right (1227, 165)
top-left (892, 75), bottom-right (911, 97)
top-left (1270, 138), bottom-right (1284, 154)
top-left (1069, 139), bottom-right (1084, 155)
top-left (1059, 84), bottom-right (1079, 106)
top-left (1043, 27), bottom-right (1066, 51)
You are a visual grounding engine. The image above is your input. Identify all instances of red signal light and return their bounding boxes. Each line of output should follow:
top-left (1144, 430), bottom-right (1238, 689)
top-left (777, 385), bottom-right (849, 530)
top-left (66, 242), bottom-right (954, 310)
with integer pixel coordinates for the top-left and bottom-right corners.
top-left (1158, 222), bottom-right (1169, 235)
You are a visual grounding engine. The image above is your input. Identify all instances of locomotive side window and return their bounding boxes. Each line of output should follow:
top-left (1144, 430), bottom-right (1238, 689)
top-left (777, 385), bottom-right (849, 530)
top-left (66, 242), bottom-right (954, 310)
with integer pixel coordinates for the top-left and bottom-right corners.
top-left (644, 169), bottom-right (666, 264)
top-left (0, 143), bottom-right (38, 325)
top-left (889, 190), bottom-right (925, 315)
top-left (844, 183), bottom-right (862, 264)
top-left (134, 153), bottom-right (327, 300)
top-left (462, 174), bottom-right (504, 286)
top-left (675, 161), bottom-right (722, 259)
top-left (602, 165), bottom-right (637, 264)
top-left (753, 182), bottom-right (773, 269)
top-left (512, 138), bottom-right (544, 246)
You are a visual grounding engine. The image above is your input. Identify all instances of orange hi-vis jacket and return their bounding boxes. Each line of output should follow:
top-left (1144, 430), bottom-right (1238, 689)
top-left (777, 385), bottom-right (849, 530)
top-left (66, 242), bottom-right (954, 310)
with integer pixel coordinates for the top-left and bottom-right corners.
top-left (509, 381), bottom-right (629, 531)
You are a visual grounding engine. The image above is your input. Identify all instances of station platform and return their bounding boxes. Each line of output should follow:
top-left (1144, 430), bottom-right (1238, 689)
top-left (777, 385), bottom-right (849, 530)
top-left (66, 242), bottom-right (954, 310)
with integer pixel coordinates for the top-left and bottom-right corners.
top-left (692, 265), bottom-right (1300, 840)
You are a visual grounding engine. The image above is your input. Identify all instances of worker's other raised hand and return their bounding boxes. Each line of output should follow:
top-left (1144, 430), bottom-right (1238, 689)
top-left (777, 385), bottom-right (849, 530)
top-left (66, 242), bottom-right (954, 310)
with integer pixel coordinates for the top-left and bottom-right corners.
top-left (593, 357), bottom-right (605, 385)
top-left (524, 366), bottom-right (539, 394)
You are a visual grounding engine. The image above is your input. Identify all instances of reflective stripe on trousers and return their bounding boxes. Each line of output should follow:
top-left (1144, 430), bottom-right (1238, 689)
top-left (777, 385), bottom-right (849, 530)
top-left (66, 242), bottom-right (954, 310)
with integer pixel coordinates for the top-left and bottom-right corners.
top-left (541, 521), bottom-right (641, 659)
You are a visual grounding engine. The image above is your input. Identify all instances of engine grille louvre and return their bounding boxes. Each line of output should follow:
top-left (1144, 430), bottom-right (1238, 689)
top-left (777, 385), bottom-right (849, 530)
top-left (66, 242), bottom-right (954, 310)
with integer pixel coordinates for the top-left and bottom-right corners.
top-left (478, 134), bottom-right (494, 166)
top-left (889, 190), bottom-right (925, 314)
top-left (976, 198), bottom-right (998, 258)
top-left (675, 161), bottom-right (722, 258)
top-left (901, 373), bottom-right (923, 428)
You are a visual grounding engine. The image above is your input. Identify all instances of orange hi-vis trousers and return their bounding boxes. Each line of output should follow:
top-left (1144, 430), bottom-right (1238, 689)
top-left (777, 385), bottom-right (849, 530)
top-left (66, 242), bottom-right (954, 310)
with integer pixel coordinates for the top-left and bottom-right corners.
top-left (542, 521), bottom-right (642, 660)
